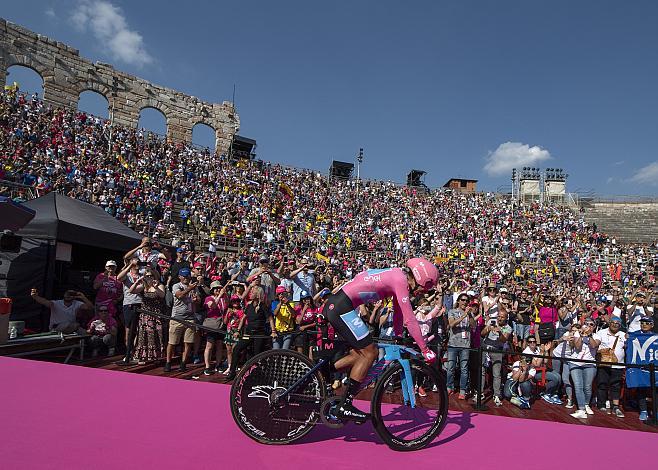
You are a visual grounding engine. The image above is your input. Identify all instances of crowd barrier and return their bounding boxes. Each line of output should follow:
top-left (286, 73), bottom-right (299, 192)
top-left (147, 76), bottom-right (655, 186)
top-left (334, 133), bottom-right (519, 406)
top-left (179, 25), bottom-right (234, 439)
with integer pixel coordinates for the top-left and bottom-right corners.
top-left (127, 308), bottom-right (657, 425)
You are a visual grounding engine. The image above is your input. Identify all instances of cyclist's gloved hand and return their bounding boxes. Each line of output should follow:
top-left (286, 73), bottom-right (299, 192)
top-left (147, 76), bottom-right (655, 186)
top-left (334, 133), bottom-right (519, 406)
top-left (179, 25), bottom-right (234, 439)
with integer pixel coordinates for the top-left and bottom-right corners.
top-left (421, 348), bottom-right (437, 364)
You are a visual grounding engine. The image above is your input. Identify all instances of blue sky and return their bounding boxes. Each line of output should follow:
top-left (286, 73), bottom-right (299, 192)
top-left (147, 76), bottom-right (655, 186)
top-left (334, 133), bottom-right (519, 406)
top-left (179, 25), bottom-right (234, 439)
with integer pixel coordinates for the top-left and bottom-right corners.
top-left (4, 1), bottom-right (658, 195)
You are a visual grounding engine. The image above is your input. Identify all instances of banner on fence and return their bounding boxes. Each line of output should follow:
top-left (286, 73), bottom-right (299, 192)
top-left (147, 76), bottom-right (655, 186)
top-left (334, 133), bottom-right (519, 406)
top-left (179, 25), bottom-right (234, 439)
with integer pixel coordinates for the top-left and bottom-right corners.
top-left (625, 332), bottom-right (658, 388)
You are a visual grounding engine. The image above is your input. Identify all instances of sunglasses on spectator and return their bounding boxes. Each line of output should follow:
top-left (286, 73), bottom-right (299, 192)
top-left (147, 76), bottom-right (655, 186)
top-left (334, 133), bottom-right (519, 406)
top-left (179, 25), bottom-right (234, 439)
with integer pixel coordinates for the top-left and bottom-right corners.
top-left (527, 339), bottom-right (537, 343)
top-left (458, 297), bottom-right (468, 302)
top-left (585, 322), bottom-right (596, 326)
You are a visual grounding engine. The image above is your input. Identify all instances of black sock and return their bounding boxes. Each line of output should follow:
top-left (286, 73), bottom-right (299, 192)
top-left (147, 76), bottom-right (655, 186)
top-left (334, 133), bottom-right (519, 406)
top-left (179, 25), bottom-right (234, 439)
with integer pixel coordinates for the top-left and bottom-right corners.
top-left (340, 378), bottom-right (362, 406)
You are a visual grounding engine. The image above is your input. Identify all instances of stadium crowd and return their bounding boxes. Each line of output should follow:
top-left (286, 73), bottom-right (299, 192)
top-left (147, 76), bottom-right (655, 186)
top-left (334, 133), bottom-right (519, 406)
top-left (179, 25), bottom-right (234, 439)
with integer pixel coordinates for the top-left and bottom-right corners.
top-left (3, 89), bottom-right (658, 423)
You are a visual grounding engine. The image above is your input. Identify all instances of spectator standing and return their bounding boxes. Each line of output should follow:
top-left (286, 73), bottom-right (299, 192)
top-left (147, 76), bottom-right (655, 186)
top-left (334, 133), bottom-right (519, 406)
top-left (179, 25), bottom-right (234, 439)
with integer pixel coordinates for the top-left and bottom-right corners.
top-left (130, 268), bottom-right (165, 364)
top-left (202, 280), bottom-right (228, 375)
top-left (636, 315), bottom-right (655, 421)
top-left (295, 293), bottom-right (319, 357)
top-left (87, 305), bottom-right (118, 356)
top-left (626, 290), bottom-right (654, 332)
top-left (569, 319), bottom-right (600, 419)
top-left (248, 256), bottom-right (280, 305)
top-left (93, 260), bottom-right (122, 319)
top-left (169, 248), bottom-right (191, 283)
top-left (291, 258), bottom-right (317, 303)
top-left (593, 316), bottom-right (626, 416)
top-left (124, 237), bottom-right (160, 271)
top-left (514, 289), bottom-right (534, 350)
top-left (222, 295), bottom-right (244, 376)
top-left (271, 286), bottom-right (296, 349)
top-left (446, 294), bottom-right (476, 399)
top-left (117, 258), bottom-right (143, 364)
top-left (165, 268), bottom-right (200, 372)
top-left (480, 308), bottom-right (512, 406)
top-left (226, 285), bottom-right (270, 381)
top-left (30, 288), bottom-right (92, 335)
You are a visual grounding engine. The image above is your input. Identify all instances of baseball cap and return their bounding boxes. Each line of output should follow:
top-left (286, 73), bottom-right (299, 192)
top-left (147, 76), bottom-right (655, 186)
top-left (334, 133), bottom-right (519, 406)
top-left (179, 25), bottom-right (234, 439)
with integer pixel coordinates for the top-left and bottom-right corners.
top-left (259, 256), bottom-right (270, 263)
top-left (176, 248), bottom-right (185, 253)
top-left (179, 268), bottom-right (191, 277)
top-left (105, 260), bottom-right (117, 267)
top-left (640, 315), bottom-right (654, 323)
top-left (276, 286), bottom-right (287, 294)
top-left (210, 280), bottom-right (222, 290)
top-left (609, 316), bottom-right (622, 324)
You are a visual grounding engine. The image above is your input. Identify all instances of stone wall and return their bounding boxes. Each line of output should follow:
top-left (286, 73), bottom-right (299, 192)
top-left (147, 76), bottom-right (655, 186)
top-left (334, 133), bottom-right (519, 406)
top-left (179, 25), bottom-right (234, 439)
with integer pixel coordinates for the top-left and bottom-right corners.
top-left (0, 18), bottom-right (239, 152)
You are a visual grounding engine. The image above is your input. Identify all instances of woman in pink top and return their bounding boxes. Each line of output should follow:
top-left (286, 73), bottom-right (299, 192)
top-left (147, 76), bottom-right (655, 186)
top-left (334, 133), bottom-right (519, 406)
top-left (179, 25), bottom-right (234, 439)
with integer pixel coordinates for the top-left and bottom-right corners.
top-left (534, 292), bottom-right (560, 353)
top-left (93, 260), bottom-right (122, 318)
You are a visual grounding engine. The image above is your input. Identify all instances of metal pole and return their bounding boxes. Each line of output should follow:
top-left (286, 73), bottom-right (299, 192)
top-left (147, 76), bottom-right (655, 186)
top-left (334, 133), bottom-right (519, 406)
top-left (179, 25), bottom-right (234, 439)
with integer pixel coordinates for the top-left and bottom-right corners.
top-left (650, 362), bottom-right (657, 426)
top-left (474, 346), bottom-right (488, 410)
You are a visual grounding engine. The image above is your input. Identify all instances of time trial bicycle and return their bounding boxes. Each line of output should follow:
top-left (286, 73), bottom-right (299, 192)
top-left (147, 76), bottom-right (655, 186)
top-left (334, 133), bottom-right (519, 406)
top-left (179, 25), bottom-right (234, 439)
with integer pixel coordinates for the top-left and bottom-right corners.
top-left (230, 338), bottom-right (448, 451)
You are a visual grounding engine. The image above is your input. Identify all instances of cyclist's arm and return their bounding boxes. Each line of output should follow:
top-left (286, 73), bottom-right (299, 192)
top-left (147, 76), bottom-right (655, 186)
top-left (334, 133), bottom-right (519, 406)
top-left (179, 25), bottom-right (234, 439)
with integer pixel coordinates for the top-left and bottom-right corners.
top-left (392, 287), bottom-right (427, 352)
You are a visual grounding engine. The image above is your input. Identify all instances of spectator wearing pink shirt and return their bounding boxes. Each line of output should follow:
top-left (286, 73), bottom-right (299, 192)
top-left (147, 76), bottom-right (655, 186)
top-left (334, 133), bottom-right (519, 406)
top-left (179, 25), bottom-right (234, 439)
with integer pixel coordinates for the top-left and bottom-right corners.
top-left (93, 260), bottom-right (122, 318)
top-left (202, 280), bottom-right (228, 375)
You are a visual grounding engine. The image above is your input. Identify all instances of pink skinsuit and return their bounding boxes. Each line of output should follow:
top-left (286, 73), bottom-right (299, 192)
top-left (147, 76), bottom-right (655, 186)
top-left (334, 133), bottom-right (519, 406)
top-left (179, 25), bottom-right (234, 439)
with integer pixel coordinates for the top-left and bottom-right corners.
top-left (342, 268), bottom-right (428, 351)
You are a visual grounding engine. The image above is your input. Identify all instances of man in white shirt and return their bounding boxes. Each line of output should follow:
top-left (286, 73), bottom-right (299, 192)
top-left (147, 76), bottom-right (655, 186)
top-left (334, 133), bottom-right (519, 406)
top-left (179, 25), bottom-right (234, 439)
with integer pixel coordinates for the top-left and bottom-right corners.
top-left (30, 288), bottom-right (93, 334)
top-left (626, 290), bottom-right (654, 332)
top-left (593, 316), bottom-right (626, 417)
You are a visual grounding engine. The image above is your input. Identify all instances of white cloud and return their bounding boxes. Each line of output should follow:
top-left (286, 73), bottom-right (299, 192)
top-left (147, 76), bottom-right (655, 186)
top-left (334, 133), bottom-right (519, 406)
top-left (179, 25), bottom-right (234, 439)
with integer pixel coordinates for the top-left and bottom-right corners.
top-left (630, 161), bottom-right (658, 185)
top-left (483, 141), bottom-right (552, 176)
top-left (45, 7), bottom-right (56, 18)
top-left (71, 0), bottom-right (153, 67)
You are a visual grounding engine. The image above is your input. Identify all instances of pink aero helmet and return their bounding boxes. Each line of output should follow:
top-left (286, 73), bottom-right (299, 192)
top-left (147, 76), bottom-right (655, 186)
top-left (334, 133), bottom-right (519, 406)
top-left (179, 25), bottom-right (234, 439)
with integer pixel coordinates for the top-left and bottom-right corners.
top-left (406, 257), bottom-right (439, 291)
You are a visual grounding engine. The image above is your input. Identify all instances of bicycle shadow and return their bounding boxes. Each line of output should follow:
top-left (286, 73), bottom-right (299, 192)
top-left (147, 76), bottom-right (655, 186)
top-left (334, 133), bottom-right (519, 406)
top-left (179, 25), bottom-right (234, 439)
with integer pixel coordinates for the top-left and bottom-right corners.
top-left (299, 410), bottom-right (476, 449)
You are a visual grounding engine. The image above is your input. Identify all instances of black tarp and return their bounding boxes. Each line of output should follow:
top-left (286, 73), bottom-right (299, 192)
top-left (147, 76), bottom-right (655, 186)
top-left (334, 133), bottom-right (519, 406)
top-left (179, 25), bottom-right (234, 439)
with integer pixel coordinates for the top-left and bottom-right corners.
top-left (1, 193), bottom-right (142, 328)
top-left (17, 192), bottom-right (142, 251)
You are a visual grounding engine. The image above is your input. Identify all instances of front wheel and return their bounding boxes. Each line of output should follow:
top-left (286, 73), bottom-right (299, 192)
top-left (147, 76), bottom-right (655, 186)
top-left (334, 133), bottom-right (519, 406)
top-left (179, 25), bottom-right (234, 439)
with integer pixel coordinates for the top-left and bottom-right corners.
top-left (230, 349), bottom-right (326, 445)
top-left (371, 360), bottom-right (448, 451)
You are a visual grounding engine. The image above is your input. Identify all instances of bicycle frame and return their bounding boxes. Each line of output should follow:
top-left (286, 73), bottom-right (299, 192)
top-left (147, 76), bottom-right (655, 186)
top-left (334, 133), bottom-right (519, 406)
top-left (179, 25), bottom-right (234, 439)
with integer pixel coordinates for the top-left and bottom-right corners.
top-left (275, 343), bottom-right (420, 409)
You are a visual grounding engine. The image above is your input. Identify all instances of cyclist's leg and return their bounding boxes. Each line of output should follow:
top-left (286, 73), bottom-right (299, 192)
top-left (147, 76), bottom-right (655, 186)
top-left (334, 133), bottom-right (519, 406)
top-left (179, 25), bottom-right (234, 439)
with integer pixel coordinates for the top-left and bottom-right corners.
top-left (324, 291), bottom-right (377, 381)
top-left (323, 291), bottom-right (377, 422)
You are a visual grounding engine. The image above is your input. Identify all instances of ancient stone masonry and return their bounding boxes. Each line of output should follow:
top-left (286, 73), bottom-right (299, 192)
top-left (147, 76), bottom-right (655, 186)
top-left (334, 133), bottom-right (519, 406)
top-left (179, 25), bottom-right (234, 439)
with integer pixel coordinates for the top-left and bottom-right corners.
top-left (0, 18), bottom-right (239, 152)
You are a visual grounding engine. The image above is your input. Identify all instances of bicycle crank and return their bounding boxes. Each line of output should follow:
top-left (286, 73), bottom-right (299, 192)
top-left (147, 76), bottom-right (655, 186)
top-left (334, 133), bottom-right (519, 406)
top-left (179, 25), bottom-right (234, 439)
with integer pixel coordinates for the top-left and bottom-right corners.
top-left (319, 397), bottom-right (345, 429)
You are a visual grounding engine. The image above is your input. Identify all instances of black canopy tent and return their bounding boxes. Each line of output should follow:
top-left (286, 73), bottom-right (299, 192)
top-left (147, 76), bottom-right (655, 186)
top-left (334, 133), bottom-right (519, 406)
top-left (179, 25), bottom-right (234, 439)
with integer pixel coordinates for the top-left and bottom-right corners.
top-left (0, 193), bottom-right (143, 328)
top-left (17, 192), bottom-right (142, 249)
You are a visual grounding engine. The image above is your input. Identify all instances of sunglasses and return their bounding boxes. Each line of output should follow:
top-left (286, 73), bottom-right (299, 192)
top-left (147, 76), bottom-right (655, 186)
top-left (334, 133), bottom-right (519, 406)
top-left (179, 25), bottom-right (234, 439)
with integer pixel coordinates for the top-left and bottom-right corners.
top-left (458, 298), bottom-right (468, 302)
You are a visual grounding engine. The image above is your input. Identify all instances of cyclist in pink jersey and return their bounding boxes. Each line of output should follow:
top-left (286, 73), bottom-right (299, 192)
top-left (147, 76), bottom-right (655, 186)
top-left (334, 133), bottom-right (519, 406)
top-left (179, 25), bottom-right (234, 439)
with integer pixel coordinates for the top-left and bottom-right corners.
top-left (323, 257), bottom-right (438, 422)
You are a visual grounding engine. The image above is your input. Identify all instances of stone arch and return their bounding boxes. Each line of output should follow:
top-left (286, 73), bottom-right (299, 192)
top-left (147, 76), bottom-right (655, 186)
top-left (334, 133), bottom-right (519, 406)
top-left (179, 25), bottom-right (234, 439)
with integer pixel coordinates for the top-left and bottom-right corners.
top-left (191, 120), bottom-right (217, 150)
top-left (134, 96), bottom-right (173, 120)
top-left (137, 106), bottom-right (168, 137)
top-left (5, 63), bottom-right (45, 95)
top-left (77, 81), bottom-right (112, 101)
top-left (77, 89), bottom-right (110, 120)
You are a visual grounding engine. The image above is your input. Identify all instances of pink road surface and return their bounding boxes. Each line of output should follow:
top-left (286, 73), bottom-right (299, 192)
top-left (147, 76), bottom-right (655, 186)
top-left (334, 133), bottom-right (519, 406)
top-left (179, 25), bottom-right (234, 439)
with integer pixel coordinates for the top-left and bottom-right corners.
top-left (1, 356), bottom-right (655, 470)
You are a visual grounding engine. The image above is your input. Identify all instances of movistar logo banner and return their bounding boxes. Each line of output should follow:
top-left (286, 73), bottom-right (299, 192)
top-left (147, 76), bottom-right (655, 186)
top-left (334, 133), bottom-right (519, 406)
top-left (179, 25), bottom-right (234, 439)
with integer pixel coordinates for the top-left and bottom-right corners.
top-left (626, 332), bottom-right (658, 388)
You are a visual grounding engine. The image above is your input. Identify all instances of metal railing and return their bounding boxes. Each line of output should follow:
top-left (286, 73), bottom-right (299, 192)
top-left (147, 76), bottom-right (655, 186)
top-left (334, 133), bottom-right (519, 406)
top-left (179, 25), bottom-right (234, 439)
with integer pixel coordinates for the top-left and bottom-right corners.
top-left (122, 306), bottom-right (657, 426)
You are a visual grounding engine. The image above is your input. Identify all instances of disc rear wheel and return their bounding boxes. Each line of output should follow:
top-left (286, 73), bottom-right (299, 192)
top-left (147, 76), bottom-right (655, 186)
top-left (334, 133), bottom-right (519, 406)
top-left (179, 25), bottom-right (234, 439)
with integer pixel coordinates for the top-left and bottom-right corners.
top-left (230, 349), bottom-right (326, 444)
